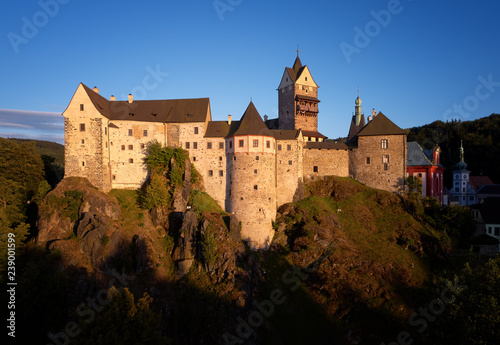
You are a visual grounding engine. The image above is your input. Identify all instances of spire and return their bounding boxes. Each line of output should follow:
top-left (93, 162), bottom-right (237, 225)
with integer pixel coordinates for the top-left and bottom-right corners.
top-left (354, 91), bottom-right (362, 126)
top-left (456, 140), bottom-right (468, 171)
top-left (292, 47), bottom-right (302, 74)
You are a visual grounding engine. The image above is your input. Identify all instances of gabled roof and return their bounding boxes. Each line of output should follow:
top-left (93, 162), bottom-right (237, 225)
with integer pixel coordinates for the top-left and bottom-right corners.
top-left (355, 112), bottom-right (407, 137)
top-left (302, 130), bottom-right (327, 139)
top-left (477, 184), bottom-right (500, 195)
top-left (272, 129), bottom-right (301, 140)
top-left (231, 102), bottom-right (274, 137)
top-left (469, 176), bottom-right (494, 191)
top-left (80, 83), bottom-right (210, 123)
top-left (204, 121), bottom-right (230, 138)
top-left (407, 141), bottom-right (435, 166)
top-left (265, 117), bottom-right (279, 130)
top-left (304, 141), bottom-right (348, 150)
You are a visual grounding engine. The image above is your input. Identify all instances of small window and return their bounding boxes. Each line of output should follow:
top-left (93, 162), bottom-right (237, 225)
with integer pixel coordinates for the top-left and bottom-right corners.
top-left (253, 140), bottom-right (259, 147)
top-left (278, 144), bottom-right (282, 151)
top-left (288, 160), bottom-right (292, 165)
top-left (254, 169), bottom-right (258, 174)
top-left (239, 140), bottom-right (244, 147)
top-left (143, 130), bottom-right (148, 137)
top-left (80, 123), bottom-right (85, 132)
top-left (287, 144), bottom-right (291, 151)
top-left (455, 187), bottom-right (459, 192)
top-left (140, 143), bottom-right (145, 149)
top-left (462, 188), bottom-right (465, 192)
top-left (105, 127), bottom-right (107, 135)
top-left (384, 163), bottom-right (388, 171)
top-left (207, 142), bottom-right (212, 149)
top-left (256, 156), bottom-right (260, 161)
top-left (128, 145), bottom-right (133, 150)
top-left (233, 156), bottom-right (236, 161)
top-left (219, 142), bottom-right (224, 149)
top-left (193, 142), bottom-right (198, 149)
top-left (193, 157), bottom-right (196, 161)
top-left (254, 185), bottom-right (258, 190)
top-left (469, 196), bottom-right (474, 201)
top-left (266, 140), bottom-right (270, 148)
top-left (128, 129), bottom-right (133, 136)
top-left (209, 170), bottom-right (213, 176)
top-left (496, 227), bottom-right (500, 236)
top-left (462, 196), bottom-right (465, 201)
top-left (229, 141), bottom-right (233, 149)
top-left (129, 158), bottom-right (134, 163)
top-left (383, 155), bottom-right (389, 163)
top-left (366, 157), bottom-right (370, 164)
top-left (194, 127), bottom-right (199, 134)
top-left (305, 77), bottom-right (308, 81)
top-left (80, 104), bottom-right (84, 111)
top-left (121, 145), bottom-right (125, 150)
top-left (82, 161), bottom-right (85, 167)
top-left (381, 139), bottom-right (388, 149)
top-left (219, 170), bottom-right (224, 177)
top-left (112, 175), bottom-right (116, 180)
top-left (313, 166), bottom-right (318, 173)
top-left (185, 142), bottom-right (190, 149)
top-left (219, 156), bottom-right (223, 161)
top-left (81, 139), bottom-right (85, 144)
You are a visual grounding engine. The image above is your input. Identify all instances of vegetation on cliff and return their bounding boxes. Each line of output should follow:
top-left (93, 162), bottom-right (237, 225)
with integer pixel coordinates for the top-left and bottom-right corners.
top-left (2, 137), bottom-right (499, 344)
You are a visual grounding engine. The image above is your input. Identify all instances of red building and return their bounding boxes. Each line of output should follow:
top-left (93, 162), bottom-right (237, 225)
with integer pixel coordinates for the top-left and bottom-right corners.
top-left (407, 142), bottom-right (445, 204)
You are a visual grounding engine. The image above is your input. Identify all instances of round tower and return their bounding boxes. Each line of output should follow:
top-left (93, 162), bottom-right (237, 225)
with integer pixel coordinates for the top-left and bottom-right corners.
top-left (226, 102), bottom-right (276, 249)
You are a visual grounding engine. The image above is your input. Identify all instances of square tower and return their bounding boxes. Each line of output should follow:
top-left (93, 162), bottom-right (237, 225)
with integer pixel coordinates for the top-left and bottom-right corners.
top-left (277, 52), bottom-right (320, 133)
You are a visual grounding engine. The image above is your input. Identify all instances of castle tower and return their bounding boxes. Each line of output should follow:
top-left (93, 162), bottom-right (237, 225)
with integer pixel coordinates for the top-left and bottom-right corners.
top-left (277, 51), bottom-right (320, 135)
top-left (226, 102), bottom-right (276, 249)
top-left (347, 93), bottom-right (366, 140)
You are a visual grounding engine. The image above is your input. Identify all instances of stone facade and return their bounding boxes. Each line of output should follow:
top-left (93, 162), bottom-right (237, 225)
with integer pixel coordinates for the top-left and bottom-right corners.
top-left (63, 54), bottom-right (408, 250)
top-left (349, 134), bottom-right (407, 194)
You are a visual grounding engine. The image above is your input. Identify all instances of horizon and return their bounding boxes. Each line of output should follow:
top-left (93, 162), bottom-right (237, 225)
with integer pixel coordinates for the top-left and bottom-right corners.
top-left (1, 1), bottom-right (499, 144)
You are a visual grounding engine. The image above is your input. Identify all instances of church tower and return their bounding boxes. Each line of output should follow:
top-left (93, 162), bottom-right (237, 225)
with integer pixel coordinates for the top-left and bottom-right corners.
top-left (277, 51), bottom-right (320, 136)
top-left (452, 141), bottom-right (472, 206)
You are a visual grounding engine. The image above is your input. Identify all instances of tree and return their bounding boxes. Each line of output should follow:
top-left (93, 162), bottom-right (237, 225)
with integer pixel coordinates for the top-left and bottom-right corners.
top-left (73, 287), bottom-right (167, 345)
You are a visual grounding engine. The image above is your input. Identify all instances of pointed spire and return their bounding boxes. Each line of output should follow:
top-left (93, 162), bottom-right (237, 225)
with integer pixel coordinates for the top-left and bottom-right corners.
top-left (292, 46), bottom-right (302, 74)
top-left (456, 140), bottom-right (468, 170)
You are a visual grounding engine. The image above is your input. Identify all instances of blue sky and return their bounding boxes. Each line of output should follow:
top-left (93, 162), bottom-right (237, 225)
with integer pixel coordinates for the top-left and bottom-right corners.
top-left (1, 0), bottom-right (499, 145)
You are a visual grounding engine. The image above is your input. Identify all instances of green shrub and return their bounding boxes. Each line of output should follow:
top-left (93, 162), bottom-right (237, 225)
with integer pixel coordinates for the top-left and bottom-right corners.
top-left (143, 173), bottom-right (170, 210)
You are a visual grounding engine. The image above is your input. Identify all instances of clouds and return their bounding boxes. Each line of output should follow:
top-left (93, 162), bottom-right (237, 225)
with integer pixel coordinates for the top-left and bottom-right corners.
top-left (0, 109), bottom-right (64, 144)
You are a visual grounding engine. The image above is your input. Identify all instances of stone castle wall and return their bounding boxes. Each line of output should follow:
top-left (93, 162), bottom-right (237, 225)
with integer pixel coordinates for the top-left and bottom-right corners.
top-left (303, 147), bottom-right (349, 180)
top-left (349, 135), bottom-right (407, 194)
top-left (64, 87), bottom-right (110, 191)
top-left (278, 85), bottom-right (295, 129)
top-left (276, 139), bottom-right (304, 206)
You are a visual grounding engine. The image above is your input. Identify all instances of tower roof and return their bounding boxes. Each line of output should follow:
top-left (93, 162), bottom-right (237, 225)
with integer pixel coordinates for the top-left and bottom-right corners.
top-left (231, 102), bottom-right (274, 137)
top-left (292, 55), bottom-right (303, 74)
top-left (355, 112), bottom-right (406, 137)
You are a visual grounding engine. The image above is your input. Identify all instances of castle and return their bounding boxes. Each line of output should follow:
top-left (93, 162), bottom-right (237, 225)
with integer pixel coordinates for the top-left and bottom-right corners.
top-left (63, 52), bottom-right (407, 249)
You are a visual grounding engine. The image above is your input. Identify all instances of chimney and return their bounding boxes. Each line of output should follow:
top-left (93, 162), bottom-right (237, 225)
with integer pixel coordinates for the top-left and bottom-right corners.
top-left (110, 95), bottom-right (116, 101)
top-left (264, 115), bottom-right (268, 121)
top-left (372, 108), bottom-right (376, 117)
top-left (228, 115), bottom-right (232, 125)
top-left (93, 86), bottom-right (99, 94)
top-left (128, 94), bottom-right (133, 103)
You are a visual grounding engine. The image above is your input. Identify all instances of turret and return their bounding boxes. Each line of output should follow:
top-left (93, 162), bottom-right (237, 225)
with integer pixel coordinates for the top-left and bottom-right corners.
top-left (226, 102), bottom-right (276, 249)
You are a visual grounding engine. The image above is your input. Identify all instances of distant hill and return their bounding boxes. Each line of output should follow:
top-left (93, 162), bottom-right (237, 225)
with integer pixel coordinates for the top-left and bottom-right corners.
top-left (407, 114), bottom-right (500, 188)
top-left (8, 138), bottom-right (64, 186)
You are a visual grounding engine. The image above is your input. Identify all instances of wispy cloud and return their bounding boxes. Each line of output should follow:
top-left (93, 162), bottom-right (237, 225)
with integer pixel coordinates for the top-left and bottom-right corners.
top-left (0, 109), bottom-right (64, 144)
